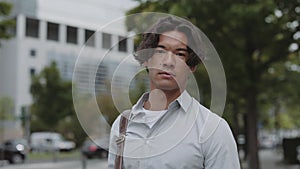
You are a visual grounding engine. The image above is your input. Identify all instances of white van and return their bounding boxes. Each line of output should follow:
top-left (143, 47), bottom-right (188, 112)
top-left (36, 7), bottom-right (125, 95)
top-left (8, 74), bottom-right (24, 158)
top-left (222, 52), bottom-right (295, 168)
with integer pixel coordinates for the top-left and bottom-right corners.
top-left (30, 132), bottom-right (75, 152)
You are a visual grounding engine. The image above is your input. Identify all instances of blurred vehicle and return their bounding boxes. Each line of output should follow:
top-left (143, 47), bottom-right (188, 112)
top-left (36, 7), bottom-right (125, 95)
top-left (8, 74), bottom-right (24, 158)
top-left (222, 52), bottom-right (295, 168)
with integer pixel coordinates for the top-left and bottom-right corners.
top-left (237, 134), bottom-right (246, 148)
top-left (81, 137), bottom-right (109, 159)
top-left (258, 134), bottom-right (279, 149)
top-left (0, 139), bottom-right (29, 164)
top-left (297, 145), bottom-right (300, 163)
top-left (30, 132), bottom-right (75, 152)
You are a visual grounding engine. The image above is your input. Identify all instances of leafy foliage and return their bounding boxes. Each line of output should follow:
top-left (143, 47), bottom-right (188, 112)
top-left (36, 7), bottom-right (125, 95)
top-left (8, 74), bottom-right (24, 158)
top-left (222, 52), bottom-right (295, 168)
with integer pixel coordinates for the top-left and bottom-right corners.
top-left (0, 96), bottom-right (14, 120)
top-left (126, 0), bottom-right (299, 168)
top-left (30, 62), bottom-right (72, 129)
top-left (0, 2), bottom-right (15, 43)
top-left (30, 62), bottom-right (86, 146)
top-left (129, 70), bottom-right (148, 104)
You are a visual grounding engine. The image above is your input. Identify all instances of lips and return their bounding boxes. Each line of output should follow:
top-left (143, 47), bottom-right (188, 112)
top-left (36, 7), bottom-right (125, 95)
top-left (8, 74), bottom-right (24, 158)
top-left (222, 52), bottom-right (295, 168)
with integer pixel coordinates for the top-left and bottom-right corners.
top-left (158, 71), bottom-right (175, 78)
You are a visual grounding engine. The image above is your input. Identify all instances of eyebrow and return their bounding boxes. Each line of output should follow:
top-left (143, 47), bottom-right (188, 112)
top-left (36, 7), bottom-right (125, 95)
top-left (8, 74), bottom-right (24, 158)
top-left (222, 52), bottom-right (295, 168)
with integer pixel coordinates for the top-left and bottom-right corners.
top-left (157, 45), bottom-right (188, 52)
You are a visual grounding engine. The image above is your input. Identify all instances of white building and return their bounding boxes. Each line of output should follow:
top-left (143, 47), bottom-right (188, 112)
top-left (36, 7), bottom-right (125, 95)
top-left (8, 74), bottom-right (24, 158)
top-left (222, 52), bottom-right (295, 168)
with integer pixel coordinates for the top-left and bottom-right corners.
top-left (0, 0), bottom-right (139, 139)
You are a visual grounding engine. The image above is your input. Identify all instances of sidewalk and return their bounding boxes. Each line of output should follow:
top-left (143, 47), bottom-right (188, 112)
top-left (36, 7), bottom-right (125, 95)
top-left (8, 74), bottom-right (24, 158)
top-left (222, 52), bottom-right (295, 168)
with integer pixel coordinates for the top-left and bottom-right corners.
top-left (241, 149), bottom-right (299, 169)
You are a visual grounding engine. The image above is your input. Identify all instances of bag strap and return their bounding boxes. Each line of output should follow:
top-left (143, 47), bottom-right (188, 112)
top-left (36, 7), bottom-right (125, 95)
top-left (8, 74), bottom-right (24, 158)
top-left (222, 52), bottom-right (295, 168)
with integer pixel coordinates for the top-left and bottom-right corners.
top-left (114, 110), bottom-right (130, 169)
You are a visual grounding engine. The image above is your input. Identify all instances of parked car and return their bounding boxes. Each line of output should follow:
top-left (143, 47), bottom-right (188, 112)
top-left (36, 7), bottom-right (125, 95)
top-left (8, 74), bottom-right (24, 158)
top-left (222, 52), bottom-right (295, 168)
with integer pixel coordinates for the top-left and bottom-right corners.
top-left (237, 134), bottom-right (246, 148)
top-left (258, 134), bottom-right (279, 149)
top-left (0, 139), bottom-right (29, 164)
top-left (30, 132), bottom-right (75, 152)
top-left (81, 137), bottom-right (109, 159)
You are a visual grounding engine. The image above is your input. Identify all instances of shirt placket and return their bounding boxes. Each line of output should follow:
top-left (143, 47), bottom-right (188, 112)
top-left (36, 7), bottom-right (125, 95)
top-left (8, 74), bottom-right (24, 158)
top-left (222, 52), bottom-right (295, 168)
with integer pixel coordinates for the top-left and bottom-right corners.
top-left (127, 120), bottom-right (152, 169)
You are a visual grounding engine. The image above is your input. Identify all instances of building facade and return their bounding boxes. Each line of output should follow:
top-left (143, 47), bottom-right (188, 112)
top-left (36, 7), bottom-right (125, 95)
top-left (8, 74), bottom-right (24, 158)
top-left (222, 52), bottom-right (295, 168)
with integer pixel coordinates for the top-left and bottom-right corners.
top-left (0, 0), bottom-right (138, 140)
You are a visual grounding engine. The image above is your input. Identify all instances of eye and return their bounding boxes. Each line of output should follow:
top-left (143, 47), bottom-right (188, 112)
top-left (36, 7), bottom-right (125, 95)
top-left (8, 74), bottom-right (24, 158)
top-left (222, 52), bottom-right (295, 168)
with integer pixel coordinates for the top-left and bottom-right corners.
top-left (175, 53), bottom-right (187, 59)
top-left (154, 49), bottom-right (167, 54)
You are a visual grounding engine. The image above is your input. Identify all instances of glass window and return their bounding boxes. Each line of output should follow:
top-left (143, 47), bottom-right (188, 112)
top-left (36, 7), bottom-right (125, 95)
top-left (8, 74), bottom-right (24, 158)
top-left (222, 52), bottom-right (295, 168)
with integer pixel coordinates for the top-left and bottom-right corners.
top-left (102, 33), bottom-right (111, 49)
top-left (118, 36), bottom-right (127, 52)
top-left (47, 22), bottom-right (59, 41)
top-left (25, 18), bottom-right (39, 38)
top-left (95, 64), bottom-right (107, 93)
top-left (85, 29), bottom-right (95, 47)
top-left (30, 68), bottom-right (36, 76)
top-left (30, 49), bottom-right (36, 57)
top-left (66, 26), bottom-right (77, 44)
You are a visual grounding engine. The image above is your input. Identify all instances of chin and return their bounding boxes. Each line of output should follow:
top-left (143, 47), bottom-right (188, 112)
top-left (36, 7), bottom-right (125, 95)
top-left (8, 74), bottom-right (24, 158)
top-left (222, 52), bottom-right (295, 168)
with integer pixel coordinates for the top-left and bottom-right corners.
top-left (155, 84), bottom-right (180, 91)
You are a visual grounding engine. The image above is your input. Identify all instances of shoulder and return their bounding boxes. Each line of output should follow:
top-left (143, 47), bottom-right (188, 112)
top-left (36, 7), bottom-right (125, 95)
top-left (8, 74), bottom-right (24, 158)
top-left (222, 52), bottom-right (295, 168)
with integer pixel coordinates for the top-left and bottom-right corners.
top-left (111, 110), bottom-right (131, 131)
top-left (193, 103), bottom-right (240, 168)
top-left (111, 115), bottom-right (121, 131)
top-left (192, 100), bottom-right (232, 143)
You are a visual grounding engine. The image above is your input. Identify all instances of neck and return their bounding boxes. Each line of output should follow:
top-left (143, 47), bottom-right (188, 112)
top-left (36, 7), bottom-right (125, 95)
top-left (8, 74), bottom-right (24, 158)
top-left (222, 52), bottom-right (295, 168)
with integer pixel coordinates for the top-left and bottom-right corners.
top-left (143, 89), bottom-right (182, 111)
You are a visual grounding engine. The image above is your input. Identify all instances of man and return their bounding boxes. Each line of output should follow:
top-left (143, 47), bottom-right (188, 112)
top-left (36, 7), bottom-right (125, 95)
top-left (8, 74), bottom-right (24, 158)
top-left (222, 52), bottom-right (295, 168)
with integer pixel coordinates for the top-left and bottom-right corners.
top-left (108, 16), bottom-right (240, 169)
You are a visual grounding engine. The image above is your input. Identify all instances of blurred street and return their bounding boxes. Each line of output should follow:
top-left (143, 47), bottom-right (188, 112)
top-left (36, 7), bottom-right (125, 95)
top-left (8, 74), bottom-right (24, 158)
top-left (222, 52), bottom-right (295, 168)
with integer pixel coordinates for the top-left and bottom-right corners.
top-left (0, 159), bottom-right (108, 169)
top-left (0, 149), bottom-right (298, 169)
top-left (242, 149), bottom-right (299, 169)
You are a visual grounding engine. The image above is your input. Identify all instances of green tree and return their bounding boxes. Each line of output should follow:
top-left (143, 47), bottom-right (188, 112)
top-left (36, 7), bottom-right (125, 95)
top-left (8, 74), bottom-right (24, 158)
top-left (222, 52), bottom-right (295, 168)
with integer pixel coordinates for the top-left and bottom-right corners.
top-left (0, 2), bottom-right (15, 43)
top-left (30, 62), bottom-right (70, 129)
top-left (129, 70), bottom-right (148, 104)
top-left (30, 62), bottom-right (86, 146)
top-left (0, 97), bottom-right (14, 142)
top-left (126, 1), bottom-right (299, 168)
top-left (260, 55), bottom-right (300, 130)
top-left (0, 97), bottom-right (14, 120)
top-left (56, 115), bottom-right (87, 147)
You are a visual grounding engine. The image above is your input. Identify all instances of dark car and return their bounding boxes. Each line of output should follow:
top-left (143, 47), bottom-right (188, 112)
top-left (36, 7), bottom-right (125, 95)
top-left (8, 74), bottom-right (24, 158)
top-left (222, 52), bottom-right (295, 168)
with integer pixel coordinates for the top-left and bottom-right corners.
top-left (0, 139), bottom-right (29, 164)
top-left (81, 138), bottom-right (109, 159)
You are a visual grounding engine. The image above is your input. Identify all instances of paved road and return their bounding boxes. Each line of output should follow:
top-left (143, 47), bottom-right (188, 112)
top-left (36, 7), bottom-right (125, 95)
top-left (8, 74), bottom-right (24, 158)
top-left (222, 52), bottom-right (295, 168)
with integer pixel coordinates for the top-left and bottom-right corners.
top-left (1, 149), bottom-right (299, 169)
top-left (0, 159), bottom-right (108, 169)
top-left (242, 149), bottom-right (299, 169)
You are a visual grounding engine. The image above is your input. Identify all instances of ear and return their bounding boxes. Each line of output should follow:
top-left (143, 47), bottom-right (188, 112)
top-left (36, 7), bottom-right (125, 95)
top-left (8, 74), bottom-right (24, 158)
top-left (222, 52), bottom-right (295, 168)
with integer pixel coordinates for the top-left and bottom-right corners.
top-left (190, 66), bottom-right (197, 73)
top-left (142, 61), bottom-right (148, 67)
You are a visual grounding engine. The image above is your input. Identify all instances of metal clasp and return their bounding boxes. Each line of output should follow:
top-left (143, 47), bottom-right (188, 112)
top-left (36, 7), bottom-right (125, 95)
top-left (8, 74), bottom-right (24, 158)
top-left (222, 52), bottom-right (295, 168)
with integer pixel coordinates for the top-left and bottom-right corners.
top-left (116, 134), bottom-right (125, 145)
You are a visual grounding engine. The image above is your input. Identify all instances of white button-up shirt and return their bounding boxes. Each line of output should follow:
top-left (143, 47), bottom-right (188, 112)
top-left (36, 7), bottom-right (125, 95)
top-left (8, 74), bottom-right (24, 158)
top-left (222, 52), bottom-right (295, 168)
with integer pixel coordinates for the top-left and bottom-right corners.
top-left (108, 91), bottom-right (240, 169)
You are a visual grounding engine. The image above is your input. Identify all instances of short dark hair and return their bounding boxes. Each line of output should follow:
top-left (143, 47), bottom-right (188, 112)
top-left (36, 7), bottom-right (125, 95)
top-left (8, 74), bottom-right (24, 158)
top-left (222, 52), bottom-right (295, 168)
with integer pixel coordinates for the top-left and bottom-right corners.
top-left (134, 16), bottom-right (205, 68)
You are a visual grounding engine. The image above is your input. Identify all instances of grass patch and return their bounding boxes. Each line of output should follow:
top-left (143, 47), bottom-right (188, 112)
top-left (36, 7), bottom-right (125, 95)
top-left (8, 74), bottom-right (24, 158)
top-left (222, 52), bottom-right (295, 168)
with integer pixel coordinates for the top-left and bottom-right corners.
top-left (28, 149), bottom-right (81, 162)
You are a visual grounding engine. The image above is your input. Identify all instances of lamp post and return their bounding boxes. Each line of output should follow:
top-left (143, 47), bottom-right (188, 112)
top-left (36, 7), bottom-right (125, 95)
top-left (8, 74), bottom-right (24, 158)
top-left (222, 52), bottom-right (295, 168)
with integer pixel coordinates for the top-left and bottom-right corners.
top-left (21, 106), bottom-right (31, 145)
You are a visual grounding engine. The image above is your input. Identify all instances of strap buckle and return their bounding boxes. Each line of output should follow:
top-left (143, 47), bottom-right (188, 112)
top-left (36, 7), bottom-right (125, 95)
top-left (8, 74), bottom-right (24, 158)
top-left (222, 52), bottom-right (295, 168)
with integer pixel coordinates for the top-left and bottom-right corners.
top-left (116, 134), bottom-right (125, 145)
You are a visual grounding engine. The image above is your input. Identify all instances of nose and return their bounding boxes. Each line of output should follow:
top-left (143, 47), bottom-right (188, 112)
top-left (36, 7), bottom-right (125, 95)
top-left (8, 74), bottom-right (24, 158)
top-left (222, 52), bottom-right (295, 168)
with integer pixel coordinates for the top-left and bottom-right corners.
top-left (162, 51), bottom-right (175, 69)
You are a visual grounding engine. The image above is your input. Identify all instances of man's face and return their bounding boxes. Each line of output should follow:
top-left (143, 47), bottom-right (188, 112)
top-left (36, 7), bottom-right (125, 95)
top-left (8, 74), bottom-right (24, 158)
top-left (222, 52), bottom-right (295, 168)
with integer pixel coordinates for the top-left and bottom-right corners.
top-left (144, 31), bottom-right (195, 93)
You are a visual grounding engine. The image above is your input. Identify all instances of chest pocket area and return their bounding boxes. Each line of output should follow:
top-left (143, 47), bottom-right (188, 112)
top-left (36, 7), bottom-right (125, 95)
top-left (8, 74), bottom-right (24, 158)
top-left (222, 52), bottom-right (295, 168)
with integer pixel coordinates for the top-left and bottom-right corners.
top-left (159, 141), bottom-right (204, 169)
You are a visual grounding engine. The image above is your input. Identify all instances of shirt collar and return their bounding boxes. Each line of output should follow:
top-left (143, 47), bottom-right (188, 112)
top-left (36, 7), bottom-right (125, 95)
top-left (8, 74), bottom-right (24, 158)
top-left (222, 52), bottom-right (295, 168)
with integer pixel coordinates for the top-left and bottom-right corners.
top-left (131, 92), bottom-right (149, 116)
top-left (176, 90), bottom-right (193, 112)
top-left (131, 90), bottom-right (192, 117)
